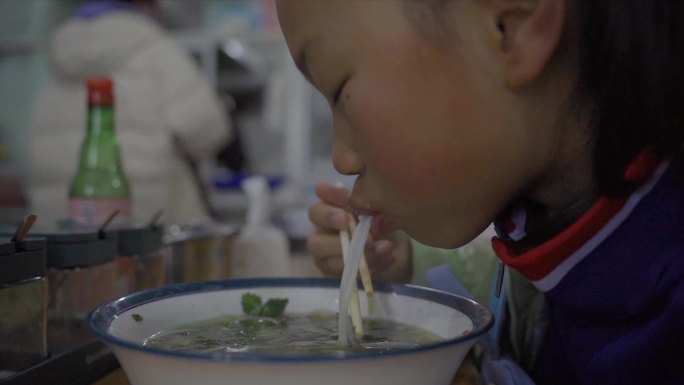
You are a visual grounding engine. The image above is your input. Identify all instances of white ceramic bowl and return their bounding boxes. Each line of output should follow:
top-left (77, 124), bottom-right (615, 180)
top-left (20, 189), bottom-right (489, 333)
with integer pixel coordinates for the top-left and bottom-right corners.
top-left (89, 278), bottom-right (493, 385)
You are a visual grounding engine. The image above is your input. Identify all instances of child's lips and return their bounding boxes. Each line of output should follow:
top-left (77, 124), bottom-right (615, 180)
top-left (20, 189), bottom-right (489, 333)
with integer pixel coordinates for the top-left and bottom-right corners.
top-left (370, 215), bottom-right (391, 236)
top-left (348, 198), bottom-right (378, 217)
top-left (348, 200), bottom-right (390, 235)
top-left (349, 200), bottom-right (376, 216)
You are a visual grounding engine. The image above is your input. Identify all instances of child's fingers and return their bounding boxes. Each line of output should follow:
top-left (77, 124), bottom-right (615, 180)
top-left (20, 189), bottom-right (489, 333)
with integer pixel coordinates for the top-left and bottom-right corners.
top-left (373, 239), bottom-right (394, 255)
top-left (360, 231), bottom-right (413, 283)
top-left (306, 232), bottom-right (342, 259)
top-left (364, 240), bottom-right (397, 273)
top-left (307, 228), bottom-right (348, 277)
top-left (314, 182), bottom-right (350, 207)
top-left (314, 254), bottom-right (345, 277)
top-left (308, 233), bottom-right (398, 278)
top-left (308, 201), bottom-right (348, 231)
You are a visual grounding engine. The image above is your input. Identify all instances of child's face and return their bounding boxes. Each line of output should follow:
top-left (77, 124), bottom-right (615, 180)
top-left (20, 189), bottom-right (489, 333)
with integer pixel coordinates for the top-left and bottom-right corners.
top-left (278, 1), bottom-right (563, 248)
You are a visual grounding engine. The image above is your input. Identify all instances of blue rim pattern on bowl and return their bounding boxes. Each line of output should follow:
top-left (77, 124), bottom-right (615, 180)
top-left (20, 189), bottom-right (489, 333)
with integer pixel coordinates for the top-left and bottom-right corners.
top-left (88, 278), bottom-right (494, 363)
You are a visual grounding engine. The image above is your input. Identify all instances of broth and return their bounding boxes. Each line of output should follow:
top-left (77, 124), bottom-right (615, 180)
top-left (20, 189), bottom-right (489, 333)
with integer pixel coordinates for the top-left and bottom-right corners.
top-left (142, 311), bottom-right (442, 356)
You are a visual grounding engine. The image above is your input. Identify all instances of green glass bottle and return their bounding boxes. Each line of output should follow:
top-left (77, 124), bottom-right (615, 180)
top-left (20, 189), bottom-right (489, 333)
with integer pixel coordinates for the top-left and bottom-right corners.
top-left (68, 77), bottom-right (131, 227)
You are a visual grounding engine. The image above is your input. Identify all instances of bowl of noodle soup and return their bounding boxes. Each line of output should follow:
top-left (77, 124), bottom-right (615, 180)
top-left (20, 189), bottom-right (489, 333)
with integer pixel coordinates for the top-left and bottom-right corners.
top-left (89, 278), bottom-right (493, 385)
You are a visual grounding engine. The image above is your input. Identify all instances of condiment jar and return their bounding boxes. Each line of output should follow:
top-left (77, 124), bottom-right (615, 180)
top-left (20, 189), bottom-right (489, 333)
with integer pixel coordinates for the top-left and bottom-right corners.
top-left (165, 223), bottom-right (237, 283)
top-left (115, 225), bottom-right (165, 294)
top-left (0, 236), bottom-right (48, 379)
top-left (37, 229), bottom-right (118, 353)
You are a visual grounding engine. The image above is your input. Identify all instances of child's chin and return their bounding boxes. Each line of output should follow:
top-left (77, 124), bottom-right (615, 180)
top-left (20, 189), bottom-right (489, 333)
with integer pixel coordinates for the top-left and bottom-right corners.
top-left (410, 226), bottom-right (477, 249)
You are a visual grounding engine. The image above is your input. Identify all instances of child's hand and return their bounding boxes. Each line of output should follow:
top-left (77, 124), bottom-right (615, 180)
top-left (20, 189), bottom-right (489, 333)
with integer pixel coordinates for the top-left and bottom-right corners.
top-left (306, 182), bottom-right (413, 283)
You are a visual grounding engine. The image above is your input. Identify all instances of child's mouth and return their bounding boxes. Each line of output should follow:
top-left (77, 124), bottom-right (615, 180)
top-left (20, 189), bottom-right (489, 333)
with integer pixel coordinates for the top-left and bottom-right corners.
top-left (370, 214), bottom-right (391, 237)
top-left (348, 200), bottom-right (391, 236)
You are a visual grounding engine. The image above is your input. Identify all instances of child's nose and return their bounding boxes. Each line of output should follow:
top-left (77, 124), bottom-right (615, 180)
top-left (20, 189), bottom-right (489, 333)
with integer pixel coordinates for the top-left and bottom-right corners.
top-left (331, 116), bottom-right (363, 176)
top-left (332, 142), bottom-right (363, 176)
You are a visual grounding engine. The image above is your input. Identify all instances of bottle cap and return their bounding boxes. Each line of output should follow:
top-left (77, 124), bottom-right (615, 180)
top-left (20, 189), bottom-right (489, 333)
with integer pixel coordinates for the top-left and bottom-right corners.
top-left (0, 238), bottom-right (15, 256)
top-left (31, 229), bottom-right (117, 269)
top-left (117, 226), bottom-right (164, 255)
top-left (87, 77), bottom-right (114, 105)
top-left (0, 236), bottom-right (47, 285)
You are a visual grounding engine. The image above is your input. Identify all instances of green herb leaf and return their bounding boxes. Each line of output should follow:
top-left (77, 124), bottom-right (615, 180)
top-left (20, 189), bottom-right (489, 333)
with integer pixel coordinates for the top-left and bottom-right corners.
top-left (241, 293), bottom-right (263, 316)
top-left (240, 293), bottom-right (288, 317)
top-left (259, 298), bottom-right (289, 318)
top-left (132, 314), bottom-right (143, 322)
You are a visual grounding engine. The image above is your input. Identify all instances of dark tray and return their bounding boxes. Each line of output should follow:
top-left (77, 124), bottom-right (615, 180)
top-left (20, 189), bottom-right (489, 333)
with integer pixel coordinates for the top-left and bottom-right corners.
top-left (0, 339), bottom-right (119, 385)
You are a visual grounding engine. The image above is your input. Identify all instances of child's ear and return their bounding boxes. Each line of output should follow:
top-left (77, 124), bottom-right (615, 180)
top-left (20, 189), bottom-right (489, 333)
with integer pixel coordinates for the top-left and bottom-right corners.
top-left (495, 0), bottom-right (566, 89)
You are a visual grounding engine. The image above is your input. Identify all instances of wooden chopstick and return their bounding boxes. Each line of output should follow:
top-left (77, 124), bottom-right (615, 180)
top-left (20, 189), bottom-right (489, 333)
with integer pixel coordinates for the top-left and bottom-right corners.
top-left (12, 214), bottom-right (37, 243)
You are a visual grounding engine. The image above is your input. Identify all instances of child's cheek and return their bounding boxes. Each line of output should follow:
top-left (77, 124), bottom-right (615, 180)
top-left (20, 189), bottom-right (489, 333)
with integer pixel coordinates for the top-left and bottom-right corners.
top-left (345, 82), bottom-right (456, 199)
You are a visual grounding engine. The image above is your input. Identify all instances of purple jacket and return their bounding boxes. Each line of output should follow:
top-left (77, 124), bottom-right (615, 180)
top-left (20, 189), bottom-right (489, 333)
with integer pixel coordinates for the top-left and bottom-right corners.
top-left (493, 154), bottom-right (684, 385)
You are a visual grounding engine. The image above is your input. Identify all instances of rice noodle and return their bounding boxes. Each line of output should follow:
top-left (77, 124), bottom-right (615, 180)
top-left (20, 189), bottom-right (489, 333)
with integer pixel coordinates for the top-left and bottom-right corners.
top-left (337, 215), bottom-right (372, 346)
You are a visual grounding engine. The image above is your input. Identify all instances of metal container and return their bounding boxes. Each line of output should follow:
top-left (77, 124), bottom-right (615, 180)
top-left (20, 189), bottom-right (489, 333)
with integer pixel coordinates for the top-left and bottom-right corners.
top-left (164, 223), bottom-right (238, 284)
top-left (37, 229), bottom-right (118, 353)
top-left (115, 225), bottom-right (166, 294)
top-left (0, 236), bottom-right (48, 379)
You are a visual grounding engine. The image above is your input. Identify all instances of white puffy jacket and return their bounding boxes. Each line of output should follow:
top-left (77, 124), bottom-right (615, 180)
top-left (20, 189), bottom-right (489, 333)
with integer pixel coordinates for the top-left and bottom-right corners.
top-left (28, 11), bottom-right (230, 226)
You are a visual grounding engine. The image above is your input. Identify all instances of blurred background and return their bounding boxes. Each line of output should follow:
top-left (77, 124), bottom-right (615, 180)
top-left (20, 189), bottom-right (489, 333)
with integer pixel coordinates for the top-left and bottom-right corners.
top-left (0, 3), bottom-right (496, 384)
top-left (0, 0), bottom-right (348, 236)
top-left (0, 2), bottom-right (351, 381)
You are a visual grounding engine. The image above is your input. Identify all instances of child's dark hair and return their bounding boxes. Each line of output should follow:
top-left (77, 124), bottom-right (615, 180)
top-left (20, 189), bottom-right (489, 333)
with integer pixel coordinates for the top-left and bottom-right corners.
top-left (573, 0), bottom-right (684, 195)
top-left (408, 0), bottom-right (684, 195)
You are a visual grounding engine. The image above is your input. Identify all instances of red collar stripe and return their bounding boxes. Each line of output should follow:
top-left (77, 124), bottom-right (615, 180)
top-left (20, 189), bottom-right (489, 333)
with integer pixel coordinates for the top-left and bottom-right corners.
top-left (492, 147), bottom-right (662, 285)
top-left (492, 195), bottom-right (629, 281)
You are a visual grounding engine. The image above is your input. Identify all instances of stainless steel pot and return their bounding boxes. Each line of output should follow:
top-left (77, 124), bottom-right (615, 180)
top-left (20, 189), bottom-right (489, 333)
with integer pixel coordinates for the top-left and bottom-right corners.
top-left (164, 223), bottom-right (238, 284)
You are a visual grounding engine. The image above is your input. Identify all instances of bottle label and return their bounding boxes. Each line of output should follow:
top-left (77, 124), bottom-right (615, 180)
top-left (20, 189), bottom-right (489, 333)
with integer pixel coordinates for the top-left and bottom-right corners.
top-left (68, 198), bottom-right (131, 227)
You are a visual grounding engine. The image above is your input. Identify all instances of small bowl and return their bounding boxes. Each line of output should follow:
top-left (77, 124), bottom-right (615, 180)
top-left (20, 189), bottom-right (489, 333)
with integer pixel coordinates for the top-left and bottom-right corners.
top-left (89, 278), bottom-right (493, 385)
